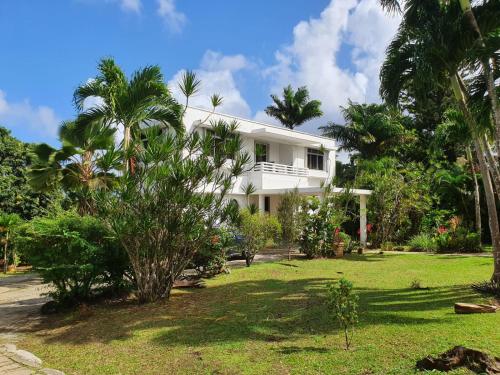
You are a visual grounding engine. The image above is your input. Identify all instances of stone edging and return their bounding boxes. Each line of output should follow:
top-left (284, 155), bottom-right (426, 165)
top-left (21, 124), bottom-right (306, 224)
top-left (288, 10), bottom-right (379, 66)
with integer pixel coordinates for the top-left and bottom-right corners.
top-left (0, 344), bottom-right (64, 375)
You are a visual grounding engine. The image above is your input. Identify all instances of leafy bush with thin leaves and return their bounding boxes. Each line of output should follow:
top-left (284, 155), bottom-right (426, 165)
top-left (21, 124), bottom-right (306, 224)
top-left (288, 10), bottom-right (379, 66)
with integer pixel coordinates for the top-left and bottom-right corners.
top-left (15, 211), bottom-right (131, 306)
top-left (326, 278), bottom-right (359, 350)
top-left (408, 233), bottom-right (436, 252)
top-left (97, 122), bottom-right (250, 302)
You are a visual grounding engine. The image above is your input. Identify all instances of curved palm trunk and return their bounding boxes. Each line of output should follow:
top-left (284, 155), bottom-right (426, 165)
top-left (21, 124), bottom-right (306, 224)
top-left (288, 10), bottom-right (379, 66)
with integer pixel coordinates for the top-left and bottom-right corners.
top-left (451, 74), bottom-right (500, 283)
top-left (466, 146), bottom-right (481, 241)
top-left (458, 0), bottom-right (500, 157)
top-left (480, 136), bottom-right (500, 196)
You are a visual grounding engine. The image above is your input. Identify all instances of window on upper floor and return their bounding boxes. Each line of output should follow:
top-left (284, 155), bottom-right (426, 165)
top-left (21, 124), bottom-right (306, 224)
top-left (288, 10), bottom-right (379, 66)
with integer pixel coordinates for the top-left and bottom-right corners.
top-left (307, 148), bottom-right (324, 170)
top-left (255, 143), bottom-right (268, 163)
top-left (206, 129), bottom-right (235, 159)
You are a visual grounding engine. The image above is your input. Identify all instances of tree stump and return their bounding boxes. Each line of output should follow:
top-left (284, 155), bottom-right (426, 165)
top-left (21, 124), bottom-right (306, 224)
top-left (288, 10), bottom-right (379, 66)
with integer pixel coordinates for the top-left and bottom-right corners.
top-left (454, 302), bottom-right (498, 314)
top-left (416, 346), bottom-right (500, 374)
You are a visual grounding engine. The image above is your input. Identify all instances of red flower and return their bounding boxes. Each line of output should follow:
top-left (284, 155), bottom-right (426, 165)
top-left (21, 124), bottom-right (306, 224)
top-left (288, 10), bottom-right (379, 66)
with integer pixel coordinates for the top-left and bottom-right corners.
top-left (335, 227), bottom-right (341, 235)
top-left (437, 226), bottom-right (447, 234)
top-left (366, 223), bottom-right (373, 233)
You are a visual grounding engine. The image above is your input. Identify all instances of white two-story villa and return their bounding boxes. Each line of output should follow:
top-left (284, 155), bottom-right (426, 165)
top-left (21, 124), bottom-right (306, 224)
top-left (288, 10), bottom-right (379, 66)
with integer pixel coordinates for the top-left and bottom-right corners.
top-left (184, 106), bottom-right (371, 245)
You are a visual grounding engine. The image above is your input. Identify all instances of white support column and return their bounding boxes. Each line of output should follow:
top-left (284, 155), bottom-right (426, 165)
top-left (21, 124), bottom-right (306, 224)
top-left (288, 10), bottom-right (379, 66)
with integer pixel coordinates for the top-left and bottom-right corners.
top-left (258, 195), bottom-right (265, 213)
top-left (360, 194), bottom-right (367, 247)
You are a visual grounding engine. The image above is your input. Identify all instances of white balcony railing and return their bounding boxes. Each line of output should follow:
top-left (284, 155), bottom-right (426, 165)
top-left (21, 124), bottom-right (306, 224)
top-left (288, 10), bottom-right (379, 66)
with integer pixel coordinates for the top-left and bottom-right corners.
top-left (253, 162), bottom-right (308, 177)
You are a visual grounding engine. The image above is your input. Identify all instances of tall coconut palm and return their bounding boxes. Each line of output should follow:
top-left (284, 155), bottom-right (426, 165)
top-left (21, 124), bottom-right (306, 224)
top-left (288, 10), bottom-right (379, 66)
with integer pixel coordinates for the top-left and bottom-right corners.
top-left (30, 120), bottom-right (120, 215)
top-left (320, 101), bottom-right (414, 160)
top-left (73, 58), bottom-right (183, 171)
top-left (380, 0), bottom-right (500, 281)
top-left (380, 0), bottom-right (500, 157)
top-left (265, 85), bottom-right (323, 129)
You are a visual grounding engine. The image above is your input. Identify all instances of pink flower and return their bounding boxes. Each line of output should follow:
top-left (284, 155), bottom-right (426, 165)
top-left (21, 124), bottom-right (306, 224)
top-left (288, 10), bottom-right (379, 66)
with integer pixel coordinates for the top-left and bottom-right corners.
top-left (437, 226), bottom-right (447, 234)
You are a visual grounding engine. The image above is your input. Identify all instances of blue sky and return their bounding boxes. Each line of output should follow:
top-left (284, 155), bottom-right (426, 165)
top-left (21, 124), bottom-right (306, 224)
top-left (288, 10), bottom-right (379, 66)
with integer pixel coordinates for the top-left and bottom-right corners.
top-left (0, 0), bottom-right (400, 146)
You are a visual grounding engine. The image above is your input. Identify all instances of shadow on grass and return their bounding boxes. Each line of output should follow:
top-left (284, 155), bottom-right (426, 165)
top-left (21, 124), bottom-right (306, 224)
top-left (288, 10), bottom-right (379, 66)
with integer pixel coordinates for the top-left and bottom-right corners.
top-left (26, 274), bottom-right (481, 348)
top-left (276, 346), bottom-right (330, 354)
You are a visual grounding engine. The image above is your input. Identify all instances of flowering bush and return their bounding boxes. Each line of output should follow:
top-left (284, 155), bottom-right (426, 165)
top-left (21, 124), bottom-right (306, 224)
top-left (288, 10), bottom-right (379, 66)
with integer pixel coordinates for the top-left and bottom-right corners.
top-left (299, 196), bottom-right (349, 258)
top-left (189, 227), bottom-right (233, 277)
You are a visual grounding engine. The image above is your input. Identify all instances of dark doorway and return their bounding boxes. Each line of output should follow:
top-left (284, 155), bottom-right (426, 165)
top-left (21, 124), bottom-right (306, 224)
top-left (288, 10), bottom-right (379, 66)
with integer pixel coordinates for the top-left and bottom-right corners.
top-left (264, 196), bottom-right (270, 213)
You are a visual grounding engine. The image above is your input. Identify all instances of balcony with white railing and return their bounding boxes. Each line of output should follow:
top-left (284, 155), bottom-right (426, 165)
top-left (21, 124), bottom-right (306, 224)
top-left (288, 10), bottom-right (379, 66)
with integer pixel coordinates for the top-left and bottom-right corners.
top-left (253, 162), bottom-right (308, 177)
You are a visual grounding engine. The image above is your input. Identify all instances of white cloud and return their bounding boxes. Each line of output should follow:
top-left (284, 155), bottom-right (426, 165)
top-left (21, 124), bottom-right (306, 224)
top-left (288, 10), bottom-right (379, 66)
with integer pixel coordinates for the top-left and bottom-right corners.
top-left (169, 50), bottom-right (252, 118)
top-left (157, 0), bottom-right (186, 33)
top-left (261, 0), bottom-right (401, 132)
top-left (78, 0), bottom-right (142, 13)
top-left (0, 89), bottom-right (60, 142)
top-left (119, 0), bottom-right (141, 13)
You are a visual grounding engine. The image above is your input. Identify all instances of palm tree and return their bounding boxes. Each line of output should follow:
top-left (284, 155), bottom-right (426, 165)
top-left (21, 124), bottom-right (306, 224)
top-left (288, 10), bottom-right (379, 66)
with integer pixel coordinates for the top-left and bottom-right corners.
top-left (379, 0), bottom-right (500, 281)
top-left (320, 101), bottom-right (413, 160)
top-left (30, 120), bottom-right (120, 215)
top-left (265, 85), bottom-right (323, 129)
top-left (434, 108), bottom-right (482, 239)
top-left (380, 0), bottom-right (500, 157)
top-left (73, 58), bottom-right (183, 171)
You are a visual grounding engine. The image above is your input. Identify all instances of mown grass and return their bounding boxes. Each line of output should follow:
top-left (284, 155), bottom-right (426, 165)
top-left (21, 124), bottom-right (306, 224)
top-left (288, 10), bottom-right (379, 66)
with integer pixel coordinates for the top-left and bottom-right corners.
top-left (20, 253), bottom-right (499, 375)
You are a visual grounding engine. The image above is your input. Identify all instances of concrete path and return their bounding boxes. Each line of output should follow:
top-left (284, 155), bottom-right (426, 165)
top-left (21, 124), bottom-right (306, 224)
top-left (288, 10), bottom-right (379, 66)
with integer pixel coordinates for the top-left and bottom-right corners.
top-left (0, 273), bottom-right (50, 334)
top-left (0, 275), bottom-right (63, 374)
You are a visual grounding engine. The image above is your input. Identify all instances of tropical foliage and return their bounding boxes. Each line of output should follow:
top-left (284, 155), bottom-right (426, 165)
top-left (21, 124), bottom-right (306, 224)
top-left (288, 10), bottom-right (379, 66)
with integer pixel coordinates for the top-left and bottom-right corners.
top-left (0, 212), bottom-right (23, 273)
top-left (0, 127), bottom-right (56, 219)
top-left (16, 211), bottom-right (130, 305)
top-left (237, 209), bottom-right (281, 266)
top-left (97, 120), bottom-right (249, 302)
top-left (320, 101), bottom-right (414, 161)
top-left (265, 85), bottom-right (323, 129)
top-left (30, 120), bottom-right (119, 215)
top-left (73, 58), bottom-right (183, 171)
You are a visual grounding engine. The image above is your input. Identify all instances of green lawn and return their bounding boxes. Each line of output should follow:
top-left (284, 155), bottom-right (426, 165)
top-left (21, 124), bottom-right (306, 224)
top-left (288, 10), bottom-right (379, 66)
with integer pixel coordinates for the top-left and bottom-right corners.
top-left (20, 253), bottom-right (499, 375)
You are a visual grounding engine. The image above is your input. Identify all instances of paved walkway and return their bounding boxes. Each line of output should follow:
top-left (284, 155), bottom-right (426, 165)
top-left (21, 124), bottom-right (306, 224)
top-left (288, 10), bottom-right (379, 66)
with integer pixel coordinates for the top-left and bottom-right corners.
top-left (0, 275), bottom-right (63, 374)
top-left (0, 273), bottom-right (50, 333)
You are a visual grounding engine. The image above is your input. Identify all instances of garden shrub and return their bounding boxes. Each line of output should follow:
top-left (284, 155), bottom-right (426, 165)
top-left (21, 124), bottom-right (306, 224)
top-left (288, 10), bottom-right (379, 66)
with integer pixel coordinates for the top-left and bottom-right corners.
top-left (359, 158), bottom-right (432, 246)
top-left (299, 194), bottom-right (351, 258)
top-left (380, 241), bottom-right (395, 252)
top-left (189, 227), bottom-right (232, 277)
top-left (237, 209), bottom-right (281, 266)
top-left (435, 228), bottom-right (482, 253)
top-left (15, 211), bottom-right (131, 306)
top-left (408, 233), bottom-right (436, 252)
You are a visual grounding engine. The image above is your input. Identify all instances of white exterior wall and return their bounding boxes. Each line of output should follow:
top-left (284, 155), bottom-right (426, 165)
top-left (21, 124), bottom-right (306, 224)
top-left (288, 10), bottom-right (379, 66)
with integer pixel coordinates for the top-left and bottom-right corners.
top-left (182, 107), bottom-right (337, 196)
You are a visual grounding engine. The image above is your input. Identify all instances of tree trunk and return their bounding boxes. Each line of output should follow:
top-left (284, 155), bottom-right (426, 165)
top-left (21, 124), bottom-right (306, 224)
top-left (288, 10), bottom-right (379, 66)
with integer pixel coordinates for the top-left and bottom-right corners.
top-left (123, 126), bottom-right (131, 172)
top-left (466, 146), bottom-right (481, 241)
top-left (480, 136), bottom-right (500, 197)
top-left (451, 74), bottom-right (500, 283)
top-left (459, 0), bottom-right (500, 159)
top-left (3, 234), bottom-right (7, 274)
